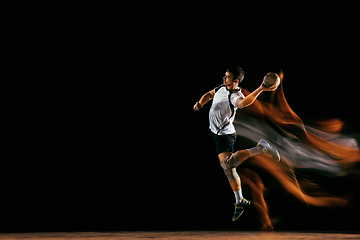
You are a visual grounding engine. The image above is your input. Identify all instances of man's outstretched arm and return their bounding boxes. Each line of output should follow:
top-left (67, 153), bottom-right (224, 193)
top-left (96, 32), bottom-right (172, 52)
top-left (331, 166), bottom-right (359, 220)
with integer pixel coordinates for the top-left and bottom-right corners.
top-left (193, 89), bottom-right (215, 111)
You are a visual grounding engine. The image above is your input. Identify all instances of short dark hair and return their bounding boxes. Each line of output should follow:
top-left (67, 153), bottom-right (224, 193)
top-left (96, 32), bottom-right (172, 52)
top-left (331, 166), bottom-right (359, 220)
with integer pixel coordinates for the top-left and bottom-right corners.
top-left (227, 66), bottom-right (244, 82)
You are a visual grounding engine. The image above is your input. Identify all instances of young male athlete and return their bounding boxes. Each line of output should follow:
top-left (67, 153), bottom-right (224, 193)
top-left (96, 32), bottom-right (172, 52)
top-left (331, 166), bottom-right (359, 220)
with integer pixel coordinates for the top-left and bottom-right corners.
top-left (193, 66), bottom-right (280, 221)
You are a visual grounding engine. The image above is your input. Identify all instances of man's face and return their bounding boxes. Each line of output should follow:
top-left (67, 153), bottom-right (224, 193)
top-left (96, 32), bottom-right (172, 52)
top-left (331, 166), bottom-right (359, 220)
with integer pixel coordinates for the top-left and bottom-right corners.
top-left (223, 71), bottom-right (238, 87)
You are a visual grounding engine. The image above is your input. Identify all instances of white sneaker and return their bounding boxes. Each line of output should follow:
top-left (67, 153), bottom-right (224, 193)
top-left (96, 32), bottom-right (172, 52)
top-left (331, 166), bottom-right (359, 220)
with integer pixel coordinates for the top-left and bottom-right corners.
top-left (257, 139), bottom-right (280, 162)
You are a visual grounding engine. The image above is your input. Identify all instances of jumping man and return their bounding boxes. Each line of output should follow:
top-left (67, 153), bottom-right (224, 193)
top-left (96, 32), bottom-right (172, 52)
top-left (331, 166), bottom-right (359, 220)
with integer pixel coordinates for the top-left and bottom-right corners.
top-left (193, 66), bottom-right (280, 221)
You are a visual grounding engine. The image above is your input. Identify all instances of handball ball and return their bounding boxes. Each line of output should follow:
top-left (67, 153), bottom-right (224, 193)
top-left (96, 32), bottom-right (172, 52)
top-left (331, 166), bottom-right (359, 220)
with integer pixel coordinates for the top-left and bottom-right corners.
top-left (263, 72), bottom-right (280, 88)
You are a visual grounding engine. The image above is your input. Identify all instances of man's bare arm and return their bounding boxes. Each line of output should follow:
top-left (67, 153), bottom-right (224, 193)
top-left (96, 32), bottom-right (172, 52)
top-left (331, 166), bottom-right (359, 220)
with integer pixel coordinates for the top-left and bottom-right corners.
top-left (236, 84), bottom-right (277, 109)
top-left (193, 89), bottom-right (215, 111)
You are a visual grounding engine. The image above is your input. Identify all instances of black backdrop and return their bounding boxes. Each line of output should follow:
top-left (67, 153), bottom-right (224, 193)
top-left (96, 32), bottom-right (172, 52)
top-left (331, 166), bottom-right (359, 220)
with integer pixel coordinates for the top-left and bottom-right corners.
top-left (1, 1), bottom-right (359, 232)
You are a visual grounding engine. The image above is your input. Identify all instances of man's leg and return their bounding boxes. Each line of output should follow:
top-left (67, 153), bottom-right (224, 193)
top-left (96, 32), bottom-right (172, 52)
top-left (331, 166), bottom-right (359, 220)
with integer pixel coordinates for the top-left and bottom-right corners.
top-left (219, 141), bottom-right (278, 201)
top-left (218, 150), bottom-right (252, 200)
top-left (218, 151), bottom-right (251, 221)
top-left (221, 140), bottom-right (280, 171)
top-left (217, 140), bottom-right (280, 221)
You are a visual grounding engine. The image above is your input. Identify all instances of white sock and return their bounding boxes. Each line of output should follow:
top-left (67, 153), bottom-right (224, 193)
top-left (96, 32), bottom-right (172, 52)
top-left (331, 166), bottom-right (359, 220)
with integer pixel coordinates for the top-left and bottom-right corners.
top-left (233, 189), bottom-right (243, 204)
top-left (246, 145), bottom-right (264, 158)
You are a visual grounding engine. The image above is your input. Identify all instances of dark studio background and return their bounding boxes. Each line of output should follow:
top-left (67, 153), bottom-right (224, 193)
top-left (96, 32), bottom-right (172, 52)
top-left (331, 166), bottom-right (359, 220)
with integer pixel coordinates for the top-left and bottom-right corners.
top-left (1, 0), bottom-right (360, 232)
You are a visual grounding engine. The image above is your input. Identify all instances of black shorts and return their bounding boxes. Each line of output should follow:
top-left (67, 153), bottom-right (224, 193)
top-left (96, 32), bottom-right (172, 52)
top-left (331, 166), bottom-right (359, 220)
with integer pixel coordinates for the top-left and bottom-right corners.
top-left (213, 133), bottom-right (237, 155)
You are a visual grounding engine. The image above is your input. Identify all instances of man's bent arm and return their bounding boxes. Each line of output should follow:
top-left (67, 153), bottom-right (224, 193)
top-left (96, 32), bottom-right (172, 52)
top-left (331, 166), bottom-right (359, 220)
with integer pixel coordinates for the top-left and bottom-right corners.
top-left (236, 84), bottom-right (276, 109)
top-left (236, 87), bottom-right (263, 109)
top-left (194, 89), bottom-right (215, 111)
top-left (199, 89), bottom-right (215, 106)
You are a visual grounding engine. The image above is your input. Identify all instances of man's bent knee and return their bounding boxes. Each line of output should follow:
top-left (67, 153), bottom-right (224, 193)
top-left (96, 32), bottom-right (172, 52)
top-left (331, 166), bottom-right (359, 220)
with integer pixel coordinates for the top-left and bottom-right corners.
top-left (220, 152), bottom-right (242, 170)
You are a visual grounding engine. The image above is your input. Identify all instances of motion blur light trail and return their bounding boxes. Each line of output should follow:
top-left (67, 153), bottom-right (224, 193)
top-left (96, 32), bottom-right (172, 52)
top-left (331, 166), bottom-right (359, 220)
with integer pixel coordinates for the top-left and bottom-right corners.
top-left (235, 72), bottom-right (360, 230)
